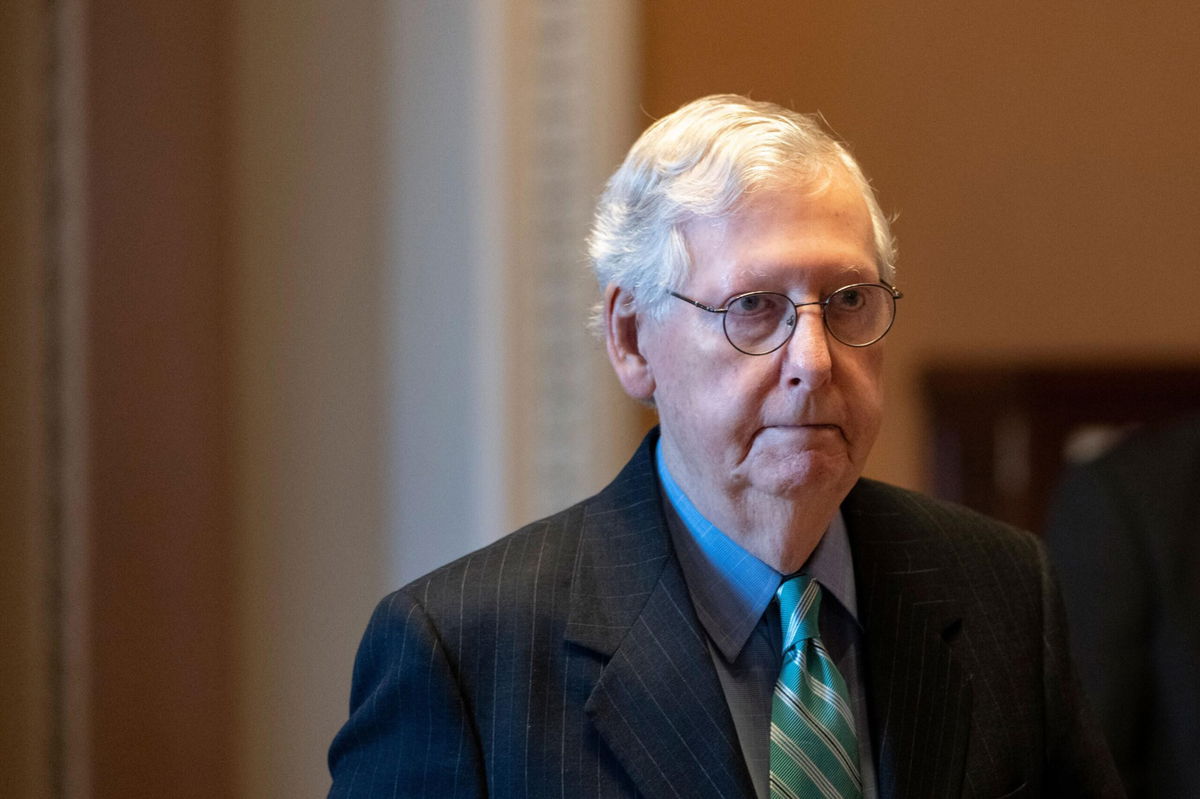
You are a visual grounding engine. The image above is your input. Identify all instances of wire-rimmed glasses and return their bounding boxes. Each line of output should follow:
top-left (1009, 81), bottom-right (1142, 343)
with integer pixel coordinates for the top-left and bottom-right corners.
top-left (669, 283), bottom-right (902, 355)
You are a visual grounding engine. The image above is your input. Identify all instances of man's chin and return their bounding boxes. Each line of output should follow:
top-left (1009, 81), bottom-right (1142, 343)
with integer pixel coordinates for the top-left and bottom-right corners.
top-left (752, 452), bottom-right (858, 502)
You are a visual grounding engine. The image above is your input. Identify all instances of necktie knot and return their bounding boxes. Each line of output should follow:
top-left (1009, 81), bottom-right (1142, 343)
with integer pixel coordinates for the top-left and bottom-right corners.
top-left (777, 575), bottom-right (822, 653)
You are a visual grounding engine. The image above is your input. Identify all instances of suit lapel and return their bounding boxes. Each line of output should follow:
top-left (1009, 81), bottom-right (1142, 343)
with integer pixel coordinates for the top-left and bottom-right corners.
top-left (562, 440), bottom-right (976, 798)
top-left (564, 432), bottom-right (754, 799)
top-left (845, 480), bottom-right (973, 799)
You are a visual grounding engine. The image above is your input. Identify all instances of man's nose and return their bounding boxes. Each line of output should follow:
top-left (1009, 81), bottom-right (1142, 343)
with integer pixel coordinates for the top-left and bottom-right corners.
top-left (781, 308), bottom-right (832, 385)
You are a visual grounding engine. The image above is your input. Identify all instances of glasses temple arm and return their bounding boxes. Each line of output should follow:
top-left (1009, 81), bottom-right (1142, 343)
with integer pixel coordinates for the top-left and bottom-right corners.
top-left (668, 291), bottom-right (726, 314)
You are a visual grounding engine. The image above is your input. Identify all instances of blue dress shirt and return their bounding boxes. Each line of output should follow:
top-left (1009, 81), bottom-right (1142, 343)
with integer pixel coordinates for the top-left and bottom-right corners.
top-left (655, 441), bottom-right (878, 799)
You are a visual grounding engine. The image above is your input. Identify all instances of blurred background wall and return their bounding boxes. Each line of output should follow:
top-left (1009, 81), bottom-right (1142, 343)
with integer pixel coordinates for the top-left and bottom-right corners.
top-left (2, 1), bottom-right (1198, 797)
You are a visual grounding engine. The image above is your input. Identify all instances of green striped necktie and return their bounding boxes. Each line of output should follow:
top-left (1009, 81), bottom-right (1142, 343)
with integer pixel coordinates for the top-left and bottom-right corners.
top-left (769, 575), bottom-right (863, 799)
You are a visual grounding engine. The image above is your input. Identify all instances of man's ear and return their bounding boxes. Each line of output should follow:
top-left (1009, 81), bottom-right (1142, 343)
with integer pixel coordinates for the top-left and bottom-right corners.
top-left (603, 284), bottom-right (656, 402)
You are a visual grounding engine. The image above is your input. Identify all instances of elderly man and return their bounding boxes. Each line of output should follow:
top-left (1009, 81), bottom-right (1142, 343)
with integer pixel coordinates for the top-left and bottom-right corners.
top-left (328, 95), bottom-right (1121, 798)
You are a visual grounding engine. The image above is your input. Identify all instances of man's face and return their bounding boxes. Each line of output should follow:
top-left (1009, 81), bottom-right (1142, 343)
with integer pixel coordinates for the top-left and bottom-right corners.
top-left (638, 171), bottom-right (885, 520)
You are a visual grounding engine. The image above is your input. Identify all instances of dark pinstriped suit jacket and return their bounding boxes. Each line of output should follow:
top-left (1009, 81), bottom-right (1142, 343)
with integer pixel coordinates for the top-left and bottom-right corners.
top-left (328, 431), bottom-right (1122, 798)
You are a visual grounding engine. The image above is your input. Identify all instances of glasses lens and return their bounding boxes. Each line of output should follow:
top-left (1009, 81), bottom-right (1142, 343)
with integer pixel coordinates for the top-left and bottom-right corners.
top-left (824, 284), bottom-right (896, 346)
top-left (723, 292), bottom-right (795, 355)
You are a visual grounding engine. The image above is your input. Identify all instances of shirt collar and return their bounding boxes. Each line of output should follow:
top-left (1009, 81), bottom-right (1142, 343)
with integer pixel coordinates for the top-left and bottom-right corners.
top-left (656, 439), bottom-right (860, 662)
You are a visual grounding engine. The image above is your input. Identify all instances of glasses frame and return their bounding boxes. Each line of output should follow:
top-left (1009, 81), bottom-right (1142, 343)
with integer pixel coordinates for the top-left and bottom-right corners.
top-left (669, 282), bottom-right (904, 355)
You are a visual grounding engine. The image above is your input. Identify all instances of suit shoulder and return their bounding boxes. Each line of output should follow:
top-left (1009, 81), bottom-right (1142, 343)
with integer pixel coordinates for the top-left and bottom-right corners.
top-left (1078, 412), bottom-right (1200, 505)
top-left (846, 477), bottom-right (1042, 564)
top-left (389, 436), bottom-right (663, 624)
top-left (379, 498), bottom-right (590, 628)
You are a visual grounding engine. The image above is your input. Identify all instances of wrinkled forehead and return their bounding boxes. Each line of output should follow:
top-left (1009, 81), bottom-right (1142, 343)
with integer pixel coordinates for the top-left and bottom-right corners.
top-left (709, 155), bottom-right (841, 217)
top-left (680, 161), bottom-right (863, 238)
top-left (679, 169), bottom-right (876, 278)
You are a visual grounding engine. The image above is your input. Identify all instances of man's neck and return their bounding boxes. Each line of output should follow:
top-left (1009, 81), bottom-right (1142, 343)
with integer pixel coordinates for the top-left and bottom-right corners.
top-left (708, 494), bottom-right (832, 573)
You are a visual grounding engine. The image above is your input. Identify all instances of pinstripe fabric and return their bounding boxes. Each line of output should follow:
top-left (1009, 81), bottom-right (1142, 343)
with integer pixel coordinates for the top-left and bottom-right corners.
top-left (328, 430), bottom-right (1124, 798)
top-left (843, 480), bottom-right (1123, 798)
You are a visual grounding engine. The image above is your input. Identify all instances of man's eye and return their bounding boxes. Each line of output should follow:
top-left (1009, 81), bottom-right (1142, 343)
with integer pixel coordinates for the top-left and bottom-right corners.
top-left (832, 288), bottom-right (865, 310)
top-left (730, 294), bottom-right (786, 317)
top-left (732, 295), bottom-right (765, 314)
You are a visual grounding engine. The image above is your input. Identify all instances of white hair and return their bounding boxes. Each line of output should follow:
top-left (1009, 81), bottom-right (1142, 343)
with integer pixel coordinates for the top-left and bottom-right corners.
top-left (587, 94), bottom-right (896, 330)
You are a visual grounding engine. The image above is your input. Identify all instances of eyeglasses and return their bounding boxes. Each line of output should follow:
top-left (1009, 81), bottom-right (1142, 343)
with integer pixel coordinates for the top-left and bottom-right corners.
top-left (669, 282), bottom-right (903, 355)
